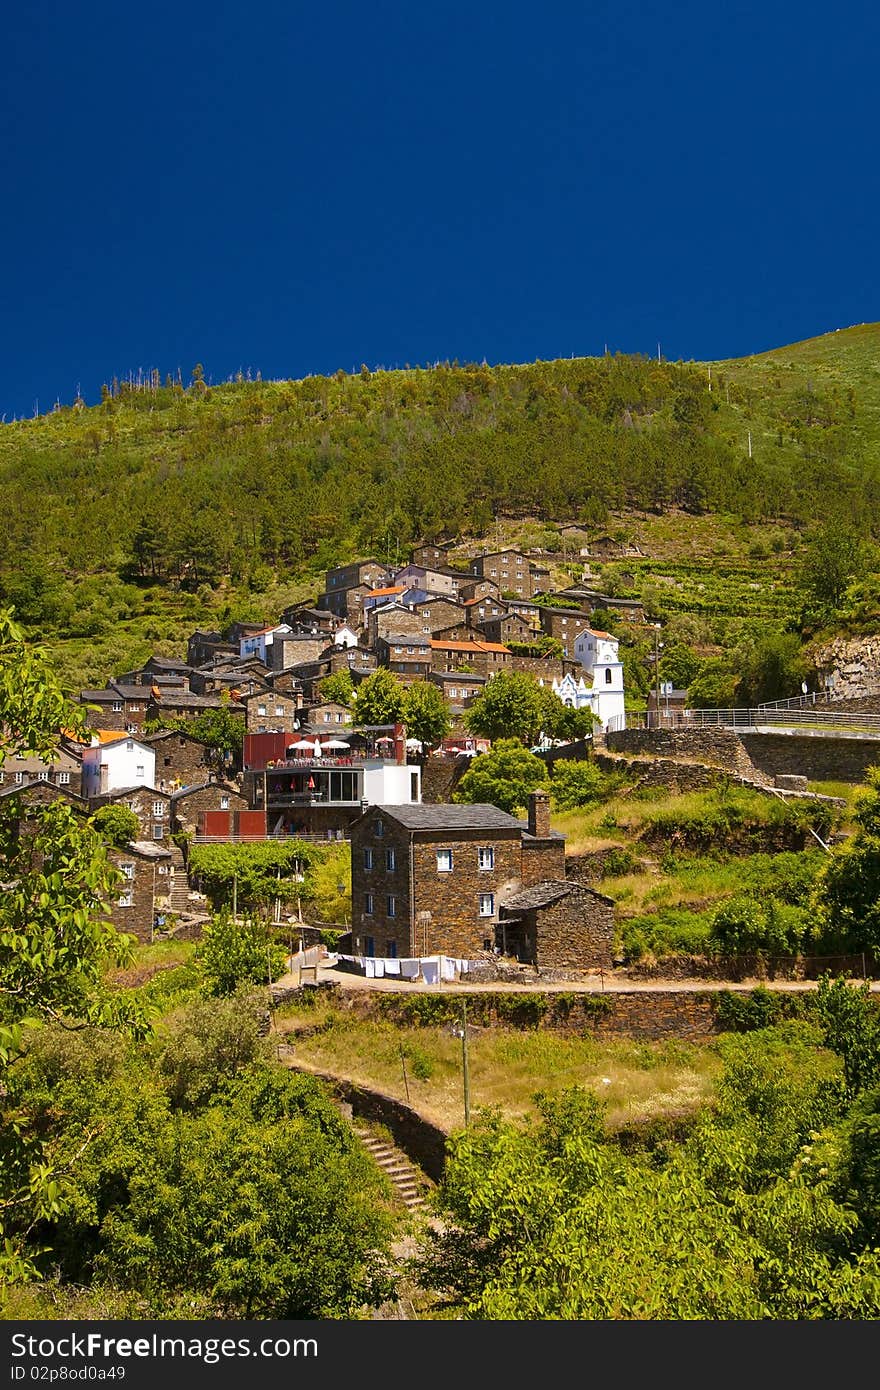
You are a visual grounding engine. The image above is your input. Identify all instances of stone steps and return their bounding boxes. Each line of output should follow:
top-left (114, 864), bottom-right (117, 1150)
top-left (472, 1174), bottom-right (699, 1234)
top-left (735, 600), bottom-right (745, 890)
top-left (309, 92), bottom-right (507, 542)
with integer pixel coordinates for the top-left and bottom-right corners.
top-left (352, 1125), bottom-right (430, 1211)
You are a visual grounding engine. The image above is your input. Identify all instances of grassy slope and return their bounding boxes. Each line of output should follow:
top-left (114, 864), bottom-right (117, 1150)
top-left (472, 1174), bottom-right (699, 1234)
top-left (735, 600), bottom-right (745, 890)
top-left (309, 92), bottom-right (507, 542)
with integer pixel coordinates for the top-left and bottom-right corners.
top-left (1, 325), bottom-right (879, 686)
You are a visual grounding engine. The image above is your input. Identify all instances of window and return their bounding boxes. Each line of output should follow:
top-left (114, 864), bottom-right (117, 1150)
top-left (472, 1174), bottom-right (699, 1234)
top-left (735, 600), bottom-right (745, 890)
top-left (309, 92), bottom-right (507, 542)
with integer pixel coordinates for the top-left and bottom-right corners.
top-left (153, 800), bottom-right (165, 817)
top-left (448, 686), bottom-right (457, 698)
top-left (364, 935), bottom-right (375, 957)
top-left (385, 848), bottom-right (396, 871)
top-left (136, 765), bottom-right (145, 779)
top-left (112, 701), bottom-right (123, 712)
top-left (386, 895), bottom-right (396, 918)
top-left (275, 706), bottom-right (284, 717)
top-left (118, 891), bottom-right (133, 908)
top-left (606, 667), bottom-right (613, 683)
top-left (375, 818), bottom-right (384, 837)
top-left (410, 771), bottom-right (419, 801)
top-left (158, 865), bottom-right (169, 875)
top-left (363, 848), bottom-right (374, 870)
top-left (13, 772), bottom-right (25, 784)
top-left (364, 893), bottom-right (374, 915)
top-left (257, 704), bottom-right (267, 716)
top-left (152, 824), bottom-right (164, 840)
top-left (479, 893), bottom-right (495, 917)
top-left (478, 846), bottom-right (494, 871)
top-left (120, 863), bottom-right (135, 880)
top-left (220, 795), bottom-right (230, 810)
top-left (386, 941), bottom-right (397, 958)
top-left (436, 849), bottom-right (453, 873)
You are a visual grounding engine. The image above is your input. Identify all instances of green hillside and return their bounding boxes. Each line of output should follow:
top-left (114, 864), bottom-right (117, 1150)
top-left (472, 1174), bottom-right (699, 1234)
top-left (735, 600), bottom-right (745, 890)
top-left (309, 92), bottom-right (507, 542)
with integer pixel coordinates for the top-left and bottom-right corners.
top-left (1, 325), bottom-right (879, 686)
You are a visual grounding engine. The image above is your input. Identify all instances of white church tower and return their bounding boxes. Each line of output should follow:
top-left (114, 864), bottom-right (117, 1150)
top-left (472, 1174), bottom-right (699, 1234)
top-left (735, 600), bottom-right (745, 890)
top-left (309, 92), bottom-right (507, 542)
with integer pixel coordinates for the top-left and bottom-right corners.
top-left (573, 627), bottom-right (626, 731)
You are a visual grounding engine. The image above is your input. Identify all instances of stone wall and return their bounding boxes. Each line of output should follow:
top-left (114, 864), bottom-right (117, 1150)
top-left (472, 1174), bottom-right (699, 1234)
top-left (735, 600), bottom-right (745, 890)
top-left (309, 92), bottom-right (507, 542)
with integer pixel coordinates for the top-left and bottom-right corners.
top-left (505, 888), bottom-right (615, 971)
top-left (606, 727), bottom-right (767, 782)
top-left (420, 754), bottom-right (470, 804)
top-left (520, 837), bottom-right (566, 885)
top-left (739, 732), bottom-right (880, 784)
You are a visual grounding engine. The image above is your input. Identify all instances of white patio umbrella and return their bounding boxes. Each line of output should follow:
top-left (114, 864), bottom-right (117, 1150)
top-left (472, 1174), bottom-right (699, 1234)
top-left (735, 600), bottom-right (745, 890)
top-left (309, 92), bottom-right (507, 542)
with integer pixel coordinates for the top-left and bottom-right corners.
top-left (288, 738), bottom-right (317, 751)
top-left (405, 737), bottom-right (423, 749)
top-left (323, 738), bottom-right (350, 750)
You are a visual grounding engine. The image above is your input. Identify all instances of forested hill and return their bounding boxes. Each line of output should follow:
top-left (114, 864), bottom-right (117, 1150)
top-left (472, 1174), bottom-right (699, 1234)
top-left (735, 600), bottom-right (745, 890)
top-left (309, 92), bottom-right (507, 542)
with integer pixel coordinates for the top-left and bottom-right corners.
top-left (1, 324), bottom-right (879, 683)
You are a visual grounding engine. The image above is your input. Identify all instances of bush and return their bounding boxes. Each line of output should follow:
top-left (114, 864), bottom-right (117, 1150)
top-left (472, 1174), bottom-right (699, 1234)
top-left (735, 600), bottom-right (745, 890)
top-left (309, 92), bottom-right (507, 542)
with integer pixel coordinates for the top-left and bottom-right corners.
top-left (550, 759), bottom-right (623, 810)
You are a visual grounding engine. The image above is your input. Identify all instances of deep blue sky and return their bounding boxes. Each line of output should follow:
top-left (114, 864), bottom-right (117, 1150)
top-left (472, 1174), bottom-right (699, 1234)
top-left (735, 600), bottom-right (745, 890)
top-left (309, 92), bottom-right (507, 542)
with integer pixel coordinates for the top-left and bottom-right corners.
top-left (2, 1), bottom-right (877, 419)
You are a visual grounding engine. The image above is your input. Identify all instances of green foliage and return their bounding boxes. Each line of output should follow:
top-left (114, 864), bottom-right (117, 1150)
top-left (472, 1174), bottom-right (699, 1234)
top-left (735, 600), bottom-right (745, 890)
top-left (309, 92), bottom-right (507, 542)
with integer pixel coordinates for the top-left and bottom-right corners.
top-left (318, 668), bottom-right (355, 706)
top-left (735, 629), bottom-right (807, 706)
top-left (712, 986), bottom-right (810, 1033)
top-left (90, 804), bottom-right (139, 849)
top-left (797, 520), bottom-right (863, 627)
top-left (813, 976), bottom-right (880, 1100)
top-left (195, 912), bottom-right (287, 997)
top-left (550, 758), bottom-right (622, 809)
top-left (188, 838), bottom-right (312, 913)
top-left (658, 642), bottom-right (702, 689)
top-left (453, 738), bottom-right (547, 815)
top-left (686, 658), bottom-right (739, 708)
top-left (709, 895), bottom-right (811, 956)
top-left (507, 635), bottom-right (564, 659)
top-left (464, 671), bottom-right (548, 744)
top-left (0, 609), bottom-right (90, 760)
top-left (815, 766), bottom-right (880, 954)
top-left (401, 680), bottom-right (451, 749)
top-left (351, 666), bottom-right (406, 727)
top-left (145, 700), bottom-right (244, 761)
top-left (17, 1026), bottom-right (395, 1317)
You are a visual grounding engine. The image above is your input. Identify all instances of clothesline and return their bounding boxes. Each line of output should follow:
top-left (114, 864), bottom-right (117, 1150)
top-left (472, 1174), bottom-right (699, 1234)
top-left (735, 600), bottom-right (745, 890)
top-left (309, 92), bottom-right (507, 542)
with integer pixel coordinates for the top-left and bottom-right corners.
top-left (335, 953), bottom-right (476, 981)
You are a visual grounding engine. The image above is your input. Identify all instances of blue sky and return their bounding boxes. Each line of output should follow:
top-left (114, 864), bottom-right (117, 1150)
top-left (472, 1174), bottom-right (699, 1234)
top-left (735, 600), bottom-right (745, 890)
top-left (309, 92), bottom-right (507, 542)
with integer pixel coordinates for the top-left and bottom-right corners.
top-left (2, 1), bottom-right (877, 419)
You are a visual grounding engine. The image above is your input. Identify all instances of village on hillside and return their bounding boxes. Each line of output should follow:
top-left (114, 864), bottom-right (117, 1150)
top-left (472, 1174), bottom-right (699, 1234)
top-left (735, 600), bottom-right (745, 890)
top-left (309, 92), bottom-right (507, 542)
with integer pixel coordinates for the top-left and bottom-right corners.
top-left (2, 532), bottom-right (872, 984)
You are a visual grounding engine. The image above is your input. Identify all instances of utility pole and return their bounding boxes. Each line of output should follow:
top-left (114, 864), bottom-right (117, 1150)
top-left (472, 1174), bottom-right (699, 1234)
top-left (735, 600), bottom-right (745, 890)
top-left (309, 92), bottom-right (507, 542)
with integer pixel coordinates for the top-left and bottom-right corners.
top-left (232, 872), bottom-right (238, 921)
top-left (654, 624), bottom-right (661, 727)
top-left (460, 999), bottom-right (470, 1128)
top-left (708, 365), bottom-right (712, 392)
top-left (748, 430), bottom-right (753, 459)
top-left (399, 1042), bottom-right (411, 1104)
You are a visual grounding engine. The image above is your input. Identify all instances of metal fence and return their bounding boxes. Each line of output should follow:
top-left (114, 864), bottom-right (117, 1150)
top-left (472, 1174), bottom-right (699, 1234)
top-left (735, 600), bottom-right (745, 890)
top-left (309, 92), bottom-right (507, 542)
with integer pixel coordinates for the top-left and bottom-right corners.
top-left (638, 707), bottom-right (880, 734)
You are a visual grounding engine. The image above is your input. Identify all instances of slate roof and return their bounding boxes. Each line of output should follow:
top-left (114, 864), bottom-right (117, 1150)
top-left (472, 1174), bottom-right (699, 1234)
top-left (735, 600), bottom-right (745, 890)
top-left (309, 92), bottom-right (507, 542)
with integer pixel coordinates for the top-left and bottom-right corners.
top-left (126, 841), bottom-right (172, 860)
top-left (503, 879), bottom-right (614, 911)
top-left (370, 804), bottom-right (524, 833)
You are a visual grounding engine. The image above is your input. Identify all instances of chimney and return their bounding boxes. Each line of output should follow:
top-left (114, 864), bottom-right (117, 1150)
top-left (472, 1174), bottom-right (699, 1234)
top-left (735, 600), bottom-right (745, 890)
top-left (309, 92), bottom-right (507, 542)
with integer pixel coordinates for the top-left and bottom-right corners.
top-left (393, 722), bottom-right (406, 765)
top-left (527, 789), bottom-right (550, 839)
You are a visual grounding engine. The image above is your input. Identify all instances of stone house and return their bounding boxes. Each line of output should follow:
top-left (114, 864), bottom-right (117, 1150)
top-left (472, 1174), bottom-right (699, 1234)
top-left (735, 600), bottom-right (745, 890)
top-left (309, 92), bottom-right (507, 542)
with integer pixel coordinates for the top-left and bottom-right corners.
top-left (144, 691), bottom-right (225, 726)
top-left (478, 612), bottom-right (537, 645)
top-left (107, 841), bottom-right (173, 943)
top-left (79, 683), bottom-right (151, 734)
top-left (429, 637), bottom-right (512, 680)
top-left (271, 633), bottom-right (328, 671)
top-left (304, 702), bottom-right (353, 730)
top-left (503, 597), bottom-right (542, 631)
top-left (349, 792), bottom-right (565, 960)
top-left (427, 671), bottom-right (487, 712)
top-left (376, 634), bottom-right (432, 683)
top-left (366, 601), bottom-right (425, 646)
top-left (0, 780), bottom-right (89, 818)
top-left (412, 597), bottom-right (468, 636)
top-left (500, 881), bottom-right (614, 970)
top-left (116, 655), bottom-right (195, 689)
top-left (538, 606), bottom-right (595, 658)
top-left (319, 561), bottom-right (392, 619)
top-left (411, 543), bottom-right (450, 569)
top-left (280, 604), bottom-right (338, 633)
top-left (468, 550), bottom-right (534, 598)
top-left (90, 785), bottom-right (172, 844)
top-left (240, 688), bottom-right (303, 734)
top-left (464, 594), bottom-right (507, 624)
top-left (170, 781), bottom-right (249, 839)
top-left (457, 577), bottom-right (501, 604)
top-left (140, 728), bottom-right (217, 789)
top-left (187, 630), bottom-right (238, 668)
top-left (0, 740), bottom-right (83, 796)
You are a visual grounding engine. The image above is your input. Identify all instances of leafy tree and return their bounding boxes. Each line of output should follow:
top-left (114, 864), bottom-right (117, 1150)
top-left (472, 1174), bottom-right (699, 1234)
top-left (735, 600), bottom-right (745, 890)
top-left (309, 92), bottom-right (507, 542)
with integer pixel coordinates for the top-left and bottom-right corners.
top-left (550, 759), bottom-right (622, 810)
top-left (708, 895), bottom-right (810, 957)
top-left (0, 609), bottom-right (147, 1284)
top-left (195, 912), bottom-right (287, 997)
top-left (317, 668), bottom-right (355, 707)
top-left (658, 642), bottom-right (702, 689)
top-left (402, 680), bottom-right (451, 749)
top-left (453, 738), bottom-right (547, 815)
top-left (814, 766), bottom-right (880, 955)
top-left (797, 520), bottom-right (862, 625)
top-left (351, 666), bottom-right (406, 727)
top-left (188, 839), bottom-right (312, 914)
top-left (686, 658), bottom-right (739, 709)
top-left (735, 630), bottom-right (807, 706)
top-left (91, 804), bottom-right (140, 849)
top-left (464, 671), bottom-right (547, 744)
top-left (537, 689), bottom-right (598, 742)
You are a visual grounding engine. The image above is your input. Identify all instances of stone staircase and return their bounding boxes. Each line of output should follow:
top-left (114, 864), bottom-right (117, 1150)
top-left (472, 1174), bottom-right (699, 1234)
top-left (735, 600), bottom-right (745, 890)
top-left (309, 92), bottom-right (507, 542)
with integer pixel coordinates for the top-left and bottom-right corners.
top-left (352, 1124), bottom-right (430, 1213)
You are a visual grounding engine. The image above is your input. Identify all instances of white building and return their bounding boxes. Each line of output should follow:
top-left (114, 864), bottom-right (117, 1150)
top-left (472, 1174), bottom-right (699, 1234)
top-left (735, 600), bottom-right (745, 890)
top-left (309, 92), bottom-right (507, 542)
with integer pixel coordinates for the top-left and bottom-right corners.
top-left (572, 627), bottom-right (626, 731)
top-left (551, 672), bottom-right (592, 709)
top-left (81, 736), bottom-right (157, 799)
top-left (333, 624), bottom-right (359, 648)
top-left (239, 623), bottom-right (293, 664)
